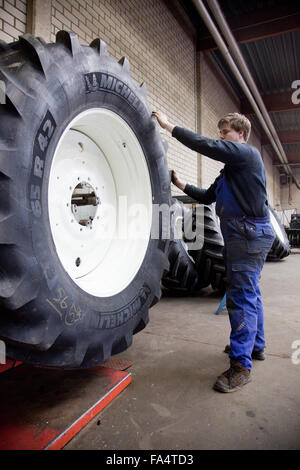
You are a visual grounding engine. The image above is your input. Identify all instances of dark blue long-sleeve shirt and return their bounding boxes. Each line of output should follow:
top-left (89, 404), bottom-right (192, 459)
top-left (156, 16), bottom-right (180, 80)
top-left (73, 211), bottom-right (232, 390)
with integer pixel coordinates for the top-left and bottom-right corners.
top-left (172, 126), bottom-right (269, 218)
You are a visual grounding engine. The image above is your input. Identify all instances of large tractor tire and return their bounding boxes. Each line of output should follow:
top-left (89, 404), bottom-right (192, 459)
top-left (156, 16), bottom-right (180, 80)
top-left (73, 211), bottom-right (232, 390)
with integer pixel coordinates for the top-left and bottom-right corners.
top-left (161, 199), bottom-right (199, 295)
top-left (267, 206), bottom-right (290, 260)
top-left (0, 31), bottom-right (170, 369)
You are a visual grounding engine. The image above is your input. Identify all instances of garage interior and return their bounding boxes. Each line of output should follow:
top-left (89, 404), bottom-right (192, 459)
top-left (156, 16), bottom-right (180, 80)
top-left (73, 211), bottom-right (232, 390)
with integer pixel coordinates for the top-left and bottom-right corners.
top-left (65, 255), bottom-right (300, 450)
top-left (0, 0), bottom-right (300, 451)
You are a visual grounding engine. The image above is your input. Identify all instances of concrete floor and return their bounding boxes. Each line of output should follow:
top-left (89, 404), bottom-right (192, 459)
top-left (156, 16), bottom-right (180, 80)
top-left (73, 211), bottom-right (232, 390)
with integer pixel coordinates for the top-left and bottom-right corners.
top-left (65, 252), bottom-right (300, 450)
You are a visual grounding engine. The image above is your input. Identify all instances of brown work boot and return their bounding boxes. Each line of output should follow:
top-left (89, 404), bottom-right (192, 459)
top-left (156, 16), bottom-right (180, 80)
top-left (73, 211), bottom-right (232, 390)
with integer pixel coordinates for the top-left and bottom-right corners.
top-left (224, 344), bottom-right (265, 361)
top-left (213, 359), bottom-right (251, 393)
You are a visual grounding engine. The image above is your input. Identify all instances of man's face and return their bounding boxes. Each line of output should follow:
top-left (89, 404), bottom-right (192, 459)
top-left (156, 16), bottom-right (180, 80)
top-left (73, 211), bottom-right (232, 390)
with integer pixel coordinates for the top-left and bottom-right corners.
top-left (219, 124), bottom-right (245, 143)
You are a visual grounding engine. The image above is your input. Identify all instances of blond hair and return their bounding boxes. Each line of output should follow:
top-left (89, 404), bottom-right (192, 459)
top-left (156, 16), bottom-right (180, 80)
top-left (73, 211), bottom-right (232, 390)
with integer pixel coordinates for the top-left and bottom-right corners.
top-left (218, 112), bottom-right (251, 142)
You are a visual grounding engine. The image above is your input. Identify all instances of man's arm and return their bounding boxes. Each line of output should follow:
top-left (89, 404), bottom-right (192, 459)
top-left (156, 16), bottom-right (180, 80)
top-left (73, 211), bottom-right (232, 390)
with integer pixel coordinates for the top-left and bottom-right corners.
top-left (151, 111), bottom-right (248, 166)
top-left (171, 170), bottom-right (219, 205)
top-left (172, 127), bottom-right (245, 166)
top-left (184, 182), bottom-right (217, 205)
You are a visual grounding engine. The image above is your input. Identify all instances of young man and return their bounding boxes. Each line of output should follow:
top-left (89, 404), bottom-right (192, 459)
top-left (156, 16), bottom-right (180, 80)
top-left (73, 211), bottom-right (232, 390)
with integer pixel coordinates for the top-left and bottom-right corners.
top-left (152, 110), bottom-right (275, 393)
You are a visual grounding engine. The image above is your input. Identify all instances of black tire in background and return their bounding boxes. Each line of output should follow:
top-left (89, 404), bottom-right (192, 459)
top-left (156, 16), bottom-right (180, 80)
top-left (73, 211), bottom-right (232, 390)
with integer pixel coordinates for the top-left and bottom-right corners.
top-left (0, 31), bottom-right (170, 369)
top-left (164, 201), bottom-right (289, 295)
top-left (184, 204), bottom-right (226, 294)
top-left (161, 199), bottom-right (199, 295)
top-left (267, 206), bottom-right (291, 260)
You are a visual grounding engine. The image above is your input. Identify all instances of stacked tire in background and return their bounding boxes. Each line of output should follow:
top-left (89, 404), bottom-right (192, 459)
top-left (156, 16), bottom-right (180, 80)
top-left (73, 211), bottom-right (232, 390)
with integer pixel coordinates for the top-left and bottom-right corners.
top-left (266, 206), bottom-right (291, 260)
top-left (162, 200), bottom-right (290, 296)
top-left (162, 201), bottom-right (226, 296)
top-left (160, 199), bottom-right (199, 295)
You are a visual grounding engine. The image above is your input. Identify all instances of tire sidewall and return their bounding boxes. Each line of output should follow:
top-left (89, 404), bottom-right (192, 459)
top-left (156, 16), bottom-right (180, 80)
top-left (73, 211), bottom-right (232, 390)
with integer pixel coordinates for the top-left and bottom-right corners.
top-left (27, 62), bottom-right (169, 332)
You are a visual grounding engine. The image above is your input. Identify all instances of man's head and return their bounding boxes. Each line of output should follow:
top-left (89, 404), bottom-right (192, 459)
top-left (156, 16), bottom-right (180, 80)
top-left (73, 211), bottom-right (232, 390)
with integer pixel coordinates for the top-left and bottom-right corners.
top-left (218, 112), bottom-right (251, 143)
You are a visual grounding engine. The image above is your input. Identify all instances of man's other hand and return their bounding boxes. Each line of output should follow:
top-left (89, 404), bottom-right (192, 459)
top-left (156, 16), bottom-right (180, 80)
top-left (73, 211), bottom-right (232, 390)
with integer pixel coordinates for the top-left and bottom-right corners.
top-left (170, 169), bottom-right (186, 191)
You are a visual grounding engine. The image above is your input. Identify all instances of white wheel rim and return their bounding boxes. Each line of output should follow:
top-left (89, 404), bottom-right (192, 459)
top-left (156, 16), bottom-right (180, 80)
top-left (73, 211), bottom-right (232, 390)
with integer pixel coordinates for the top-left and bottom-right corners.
top-left (269, 209), bottom-right (284, 243)
top-left (48, 109), bottom-right (153, 297)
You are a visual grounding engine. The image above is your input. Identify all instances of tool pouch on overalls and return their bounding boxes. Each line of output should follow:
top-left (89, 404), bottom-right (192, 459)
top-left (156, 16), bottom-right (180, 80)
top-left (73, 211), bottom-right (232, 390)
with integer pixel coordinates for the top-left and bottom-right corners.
top-left (235, 217), bottom-right (256, 240)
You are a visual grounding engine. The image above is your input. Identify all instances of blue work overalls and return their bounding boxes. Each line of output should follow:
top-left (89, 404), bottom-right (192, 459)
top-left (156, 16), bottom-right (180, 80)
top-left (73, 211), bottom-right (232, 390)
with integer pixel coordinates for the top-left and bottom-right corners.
top-left (217, 178), bottom-right (275, 370)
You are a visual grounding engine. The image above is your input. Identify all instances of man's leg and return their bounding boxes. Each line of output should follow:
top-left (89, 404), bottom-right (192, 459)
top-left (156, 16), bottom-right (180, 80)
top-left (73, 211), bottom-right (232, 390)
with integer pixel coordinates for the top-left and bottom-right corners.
top-left (223, 282), bottom-right (265, 358)
top-left (253, 284), bottom-right (265, 353)
top-left (214, 218), bottom-right (274, 392)
top-left (227, 266), bottom-right (261, 370)
top-left (214, 241), bottom-right (262, 392)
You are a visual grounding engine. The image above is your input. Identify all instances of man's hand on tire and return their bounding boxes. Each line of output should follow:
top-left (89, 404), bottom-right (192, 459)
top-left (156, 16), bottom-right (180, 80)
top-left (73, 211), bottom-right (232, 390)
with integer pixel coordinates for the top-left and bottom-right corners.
top-left (152, 110), bottom-right (175, 134)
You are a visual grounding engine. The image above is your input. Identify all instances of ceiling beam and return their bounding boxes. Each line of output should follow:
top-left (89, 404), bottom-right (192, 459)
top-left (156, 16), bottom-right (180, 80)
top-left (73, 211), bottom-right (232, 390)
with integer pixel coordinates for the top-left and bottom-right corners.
top-left (279, 152), bottom-right (300, 164)
top-left (274, 163), bottom-right (300, 167)
top-left (197, 3), bottom-right (300, 51)
top-left (241, 91), bottom-right (300, 114)
top-left (262, 130), bottom-right (300, 145)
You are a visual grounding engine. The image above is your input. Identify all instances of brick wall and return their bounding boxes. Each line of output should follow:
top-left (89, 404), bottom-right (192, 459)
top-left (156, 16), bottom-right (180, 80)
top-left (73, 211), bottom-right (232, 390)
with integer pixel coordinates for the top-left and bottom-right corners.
top-left (0, 0), bottom-right (26, 42)
top-left (262, 146), bottom-right (281, 208)
top-left (247, 124), bottom-right (261, 153)
top-left (262, 147), bottom-right (274, 205)
top-left (199, 53), bottom-right (240, 188)
top-left (280, 183), bottom-right (300, 211)
top-left (50, 0), bottom-right (198, 193)
top-left (252, 131), bottom-right (278, 208)
top-left (273, 169), bottom-right (281, 209)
